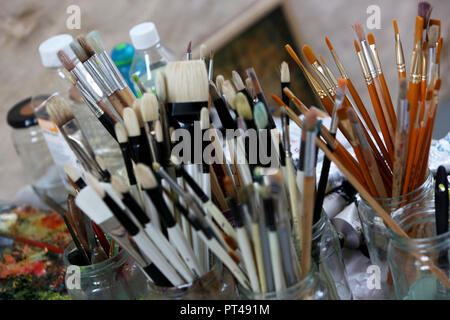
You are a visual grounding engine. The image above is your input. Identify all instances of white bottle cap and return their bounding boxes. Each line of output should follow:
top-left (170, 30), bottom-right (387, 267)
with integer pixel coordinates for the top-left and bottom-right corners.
top-left (129, 22), bottom-right (160, 50)
top-left (39, 34), bottom-right (76, 68)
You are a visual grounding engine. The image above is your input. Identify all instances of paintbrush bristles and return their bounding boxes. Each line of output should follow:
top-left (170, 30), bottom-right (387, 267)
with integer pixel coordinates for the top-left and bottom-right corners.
top-left (428, 25), bottom-right (439, 47)
top-left (304, 109), bottom-right (318, 131)
top-left (135, 163), bottom-right (158, 189)
top-left (123, 107), bottom-right (141, 137)
top-left (280, 61), bottom-right (290, 83)
top-left (302, 45), bottom-right (318, 64)
top-left (393, 19), bottom-right (399, 35)
top-left (234, 92), bottom-right (253, 120)
top-left (354, 40), bottom-right (361, 52)
top-left (325, 37), bottom-right (333, 51)
top-left (418, 2), bottom-right (432, 28)
top-left (69, 41), bottom-right (88, 63)
top-left (64, 163), bottom-right (81, 182)
top-left (154, 120), bottom-right (163, 142)
top-left (222, 80), bottom-right (237, 110)
top-left (367, 33), bottom-right (376, 45)
top-left (165, 61), bottom-right (209, 103)
top-left (46, 95), bottom-right (74, 127)
top-left (215, 75), bottom-right (224, 93)
top-left (337, 78), bottom-right (347, 94)
top-left (111, 175), bottom-right (129, 194)
top-left (155, 71), bottom-right (167, 104)
top-left (86, 172), bottom-right (105, 198)
top-left (57, 50), bottom-right (76, 71)
top-left (114, 122), bottom-right (128, 143)
top-left (77, 35), bottom-right (95, 58)
top-left (200, 107), bottom-right (209, 130)
top-left (253, 102), bottom-right (268, 130)
top-left (232, 71), bottom-right (246, 91)
top-left (353, 22), bottom-right (366, 42)
top-left (86, 30), bottom-right (106, 53)
top-left (140, 93), bottom-right (159, 122)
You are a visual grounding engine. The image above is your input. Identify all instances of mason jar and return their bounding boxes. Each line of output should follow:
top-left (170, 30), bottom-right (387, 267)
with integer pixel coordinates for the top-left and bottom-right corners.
top-left (388, 202), bottom-right (450, 300)
top-left (238, 268), bottom-right (328, 300)
top-left (64, 242), bottom-right (150, 300)
top-left (312, 211), bottom-right (353, 300)
top-left (145, 262), bottom-right (237, 300)
top-left (357, 171), bottom-right (434, 297)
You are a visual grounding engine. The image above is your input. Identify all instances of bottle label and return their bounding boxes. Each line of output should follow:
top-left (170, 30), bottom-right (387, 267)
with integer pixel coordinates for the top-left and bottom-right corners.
top-left (37, 117), bottom-right (83, 189)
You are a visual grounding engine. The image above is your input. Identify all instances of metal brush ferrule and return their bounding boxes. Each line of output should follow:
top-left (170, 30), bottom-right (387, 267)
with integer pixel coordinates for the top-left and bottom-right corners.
top-left (73, 63), bottom-right (105, 101)
top-left (357, 52), bottom-right (372, 85)
top-left (281, 112), bottom-right (291, 158)
top-left (330, 93), bottom-right (344, 134)
top-left (304, 131), bottom-right (316, 177)
top-left (85, 57), bottom-right (113, 96)
top-left (98, 51), bottom-right (125, 90)
top-left (360, 40), bottom-right (377, 79)
top-left (305, 69), bottom-right (326, 99)
top-left (395, 35), bottom-right (406, 74)
top-left (369, 44), bottom-right (382, 75)
top-left (331, 50), bottom-right (349, 79)
top-left (62, 119), bottom-right (96, 160)
top-left (427, 47), bottom-right (436, 86)
top-left (322, 62), bottom-right (338, 87)
top-left (76, 81), bottom-right (104, 118)
top-left (409, 49), bottom-right (422, 84)
top-left (312, 62), bottom-right (335, 96)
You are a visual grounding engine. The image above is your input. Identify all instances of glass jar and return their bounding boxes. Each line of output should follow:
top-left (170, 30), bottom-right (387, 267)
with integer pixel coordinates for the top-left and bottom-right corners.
top-left (238, 269), bottom-right (328, 300)
top-left (63, 242), bottom-right (150, 300)
top-left (7, 96), bottom-right (67, 203)
top-left (145, 262), bottom-right (237, 300)
top-left (312, 211), bottom-right (353, 300)
top-left (388, 202), bottom-right (450, 300)
top-left (357, 171), bottom-right (434, 297)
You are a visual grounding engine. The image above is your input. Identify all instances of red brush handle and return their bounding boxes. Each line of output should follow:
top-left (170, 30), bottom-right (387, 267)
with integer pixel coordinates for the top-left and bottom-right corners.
top-left (91, 221), bottom-right (110, 255)
top-left (14, 236), bottom-right (64, 254)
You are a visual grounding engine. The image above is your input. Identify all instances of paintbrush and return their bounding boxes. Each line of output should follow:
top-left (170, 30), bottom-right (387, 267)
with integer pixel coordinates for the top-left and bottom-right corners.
top-left (393, 19), bottom-right (407, 80)
top-left (75, 180), bottom-right (174, 286)
top-left (222, 80), bottom-right (238, 110)
top-left (110, 175), bottom-right (194, 283)
top-left (46, 95), bottom-right (109, 181)
top-left (246, 68), bottom-right (276, 130)
top-left (314, 78), bottom-right (346, 223)
top-left (123, 107), bottom-right (153, 167)
top-left (57, 50), bottom-right (118, 139)
top-left (135, 163), bottom-right (204, 277)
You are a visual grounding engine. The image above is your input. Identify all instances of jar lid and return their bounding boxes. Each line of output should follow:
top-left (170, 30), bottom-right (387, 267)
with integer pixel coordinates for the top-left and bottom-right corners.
top-left (7, 95), bottom-right (49, 129)
top-left (111, 42), bottom-right (135, 67)
top-left (38, 34), bottom-right (76, 68)
top-left (129, 22), bottom-right (160, 50)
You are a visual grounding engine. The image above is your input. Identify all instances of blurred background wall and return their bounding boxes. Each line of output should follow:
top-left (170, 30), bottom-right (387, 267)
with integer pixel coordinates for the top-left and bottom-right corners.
top-left (1, 0), bottom-right (449, 200)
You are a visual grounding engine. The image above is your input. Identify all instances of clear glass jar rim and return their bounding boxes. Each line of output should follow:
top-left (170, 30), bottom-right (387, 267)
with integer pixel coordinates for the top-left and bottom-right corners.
top-left (238, 269), bottom-right (316, 298)
top-left (388, 205), bottom-right (450, 248)
top-left (63, 242), bottom-right (129, 275)
top-left (360, 170), bottom-right (432, 205)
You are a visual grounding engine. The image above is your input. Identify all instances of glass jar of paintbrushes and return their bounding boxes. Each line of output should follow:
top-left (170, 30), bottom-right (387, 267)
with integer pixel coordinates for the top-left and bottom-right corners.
top-left (145, 260), bottom-right (237, 300)
top-left (63, 242), bottom-right (150, 300)
top-left (388, 202), bottom-right (450, 299)
top-left (312, 211), bottom-right (353, 300)
top-left (357, 171), bottom-right (434, 298)
top-left (387, 166), bottom-right (450, 300)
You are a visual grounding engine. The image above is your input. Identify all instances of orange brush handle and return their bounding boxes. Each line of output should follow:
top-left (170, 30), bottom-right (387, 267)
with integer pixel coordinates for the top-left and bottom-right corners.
top-left (398, 71), bottom-right (407, 80)
top-left (402, 126), bottom-right (419, 194)
top-left (373, 78), bottom-right (395, 142)
top-left (347, 80), bottom-right (391, 166)
top-left (379, 73), bottom-right (397, 131)
top-left (367, 83), bottom-right (394, 156)
top-left (301, 176), bottom-right (315, 279)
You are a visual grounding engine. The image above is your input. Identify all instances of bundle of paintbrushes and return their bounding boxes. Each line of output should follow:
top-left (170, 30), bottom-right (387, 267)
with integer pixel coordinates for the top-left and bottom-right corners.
top-left (273, 1), bottom-right (444, 204)
top-left (42, 3), bottom-right (450, 294)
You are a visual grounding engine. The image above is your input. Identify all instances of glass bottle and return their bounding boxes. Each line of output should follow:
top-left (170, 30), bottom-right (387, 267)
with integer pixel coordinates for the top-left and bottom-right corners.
top-left (129, 22), bottom-right (177, 97)
top-left (388, 202), bottom-right (450, 300)
top-left (357, 171), bottom-right (434, 297)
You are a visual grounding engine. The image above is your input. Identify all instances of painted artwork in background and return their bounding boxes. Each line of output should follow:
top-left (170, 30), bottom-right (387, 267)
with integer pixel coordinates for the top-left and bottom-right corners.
top-left (213, 6), bottom-right (317, 115)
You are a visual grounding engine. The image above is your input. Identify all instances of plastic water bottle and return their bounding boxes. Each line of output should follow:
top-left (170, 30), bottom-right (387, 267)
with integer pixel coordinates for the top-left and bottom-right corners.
top-left (111, 43), bottom-right (136, 95)
top-left (129, 22), bottom-right (176, 97)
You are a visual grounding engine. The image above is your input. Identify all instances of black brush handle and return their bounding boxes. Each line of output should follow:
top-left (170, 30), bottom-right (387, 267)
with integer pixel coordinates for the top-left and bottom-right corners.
top-left (213, 97), bottom-right (237, 130)
top-left (143, 263), bottom-right (172, 287)
top-left (98, 114), bottom-right (117, 141)
top-left (123, 192), bottom-right (150, 226)
top-left (140, 128), bottom-right (153, 167)
top-left (435, 166), bottom-right (449, 268)
top-left (104, 195), bottom-right (139, 236)
top-left (119, 143), bottom-right (136, 185)
top-left (313, 135), bottom-right (335, 224)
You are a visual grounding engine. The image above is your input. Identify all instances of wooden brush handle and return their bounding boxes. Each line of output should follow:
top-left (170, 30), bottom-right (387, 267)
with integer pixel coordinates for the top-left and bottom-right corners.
top-left (379, 73), bottom-right (397, 130)
top-left (301, 177), bottom-right (315, 279)
top-left (373, 78), bottom-right (395, 142)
